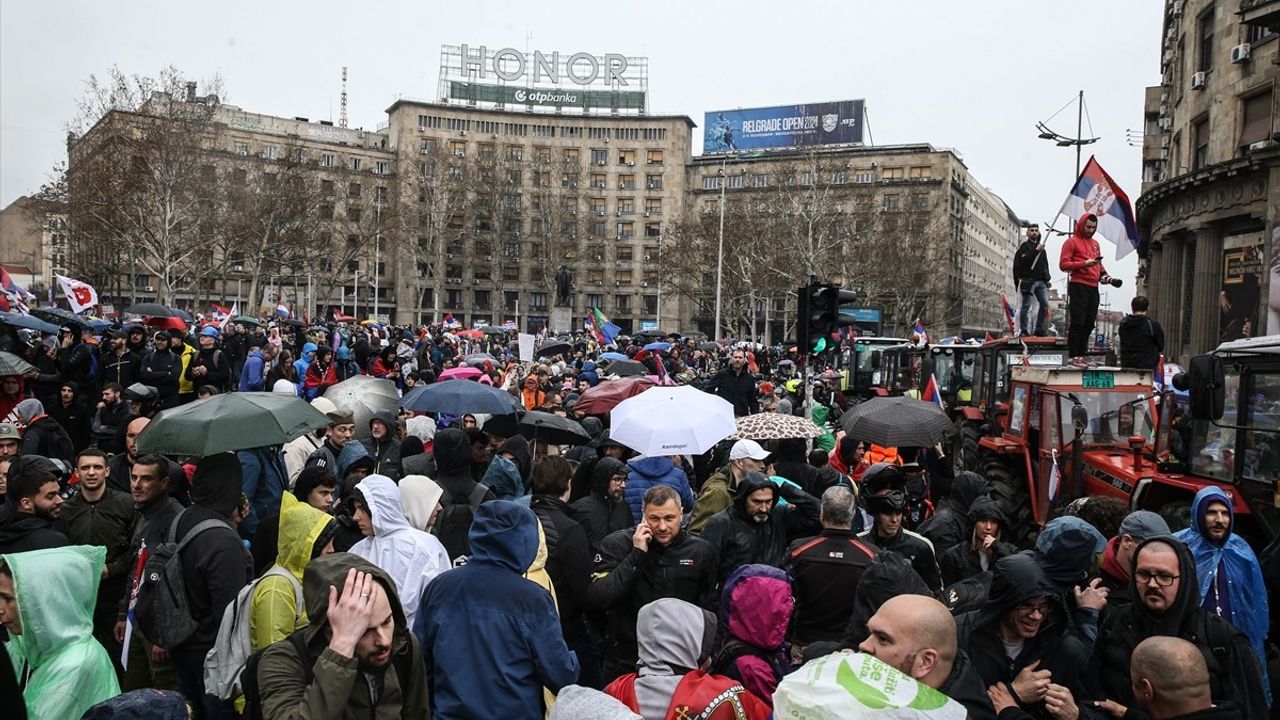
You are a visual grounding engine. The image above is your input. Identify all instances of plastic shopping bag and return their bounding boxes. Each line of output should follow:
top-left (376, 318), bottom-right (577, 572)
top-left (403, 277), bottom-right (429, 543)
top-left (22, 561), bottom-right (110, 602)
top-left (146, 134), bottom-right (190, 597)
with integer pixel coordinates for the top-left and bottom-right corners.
top-left (773, 652), bottom-right (966, 720)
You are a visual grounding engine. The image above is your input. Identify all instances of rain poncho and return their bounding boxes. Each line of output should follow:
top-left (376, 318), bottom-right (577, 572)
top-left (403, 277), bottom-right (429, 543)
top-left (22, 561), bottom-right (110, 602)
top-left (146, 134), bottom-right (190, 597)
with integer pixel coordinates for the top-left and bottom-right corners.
top-left (3, 545), bottom-right (120, 719)
top-left (1174, 485), bottom-right (1271, 698)
top-left (249, 493), bottom-right (334, 651)
top-left (350, 475), bottom-right (450, 628)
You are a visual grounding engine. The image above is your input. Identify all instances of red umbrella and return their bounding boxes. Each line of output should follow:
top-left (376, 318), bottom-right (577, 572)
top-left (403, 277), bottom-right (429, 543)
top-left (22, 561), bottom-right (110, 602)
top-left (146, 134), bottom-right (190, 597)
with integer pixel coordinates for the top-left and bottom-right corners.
top-left (144, 316), bottom-right (187, 333)
top-left (457, 329), bottom-right (484, 340)
top-left (574, 376), bottom-right (656, 415)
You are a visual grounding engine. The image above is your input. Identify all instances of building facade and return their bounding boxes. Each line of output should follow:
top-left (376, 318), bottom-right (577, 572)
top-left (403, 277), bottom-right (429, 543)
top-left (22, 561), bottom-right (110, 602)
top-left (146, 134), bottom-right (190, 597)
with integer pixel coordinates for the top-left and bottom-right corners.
top-left (1137, 0), bottom-right (1280, 362)
top-left (0, 195), bottom-right (67, 300)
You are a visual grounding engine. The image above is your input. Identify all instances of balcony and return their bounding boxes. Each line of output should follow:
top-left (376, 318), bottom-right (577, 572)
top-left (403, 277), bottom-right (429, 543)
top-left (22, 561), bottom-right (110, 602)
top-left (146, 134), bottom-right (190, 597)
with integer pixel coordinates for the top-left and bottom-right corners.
top-left (1241, 0), bottom-right (1280, 31)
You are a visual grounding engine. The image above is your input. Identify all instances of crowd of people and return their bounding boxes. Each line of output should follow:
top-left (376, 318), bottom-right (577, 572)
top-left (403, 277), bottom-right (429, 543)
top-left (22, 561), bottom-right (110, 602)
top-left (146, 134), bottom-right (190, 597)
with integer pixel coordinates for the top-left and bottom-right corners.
top-left (0, 313), bottom-right (1271, 719)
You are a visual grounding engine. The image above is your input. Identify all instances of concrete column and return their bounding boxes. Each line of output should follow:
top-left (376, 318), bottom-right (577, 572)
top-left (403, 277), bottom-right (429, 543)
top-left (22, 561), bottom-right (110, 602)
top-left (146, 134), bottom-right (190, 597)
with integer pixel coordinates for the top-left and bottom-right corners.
top-left (1190, 227), bottom-right (1222, 356)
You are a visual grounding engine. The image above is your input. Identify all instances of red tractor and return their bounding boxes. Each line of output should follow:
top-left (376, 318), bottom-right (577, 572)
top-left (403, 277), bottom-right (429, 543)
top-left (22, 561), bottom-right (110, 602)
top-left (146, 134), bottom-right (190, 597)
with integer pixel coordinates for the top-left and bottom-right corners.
top-left (975, 364), bottom-right (1261, 547)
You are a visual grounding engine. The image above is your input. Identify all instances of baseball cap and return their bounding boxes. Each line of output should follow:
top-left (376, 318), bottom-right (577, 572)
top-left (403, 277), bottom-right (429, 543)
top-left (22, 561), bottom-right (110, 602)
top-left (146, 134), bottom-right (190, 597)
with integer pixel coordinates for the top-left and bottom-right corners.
top-left (1119, 510), bottom-right (1170, 540)
top-left (0, 422), bottom-right (19, 441)
top-left (729, 439), bottom-right (771, 462)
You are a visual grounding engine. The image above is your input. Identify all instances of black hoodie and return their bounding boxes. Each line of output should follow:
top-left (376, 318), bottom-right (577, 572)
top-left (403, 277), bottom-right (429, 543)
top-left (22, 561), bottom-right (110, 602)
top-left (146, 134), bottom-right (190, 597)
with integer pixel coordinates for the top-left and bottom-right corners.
top-left (360, 409), bottom-right (403, 479)
top-left (570, 456), bottom-right (632, 551)
top-left (1117, 313), bottom-right (1164, 370)
top-left (432, 427), bottom-right (493, 504)
top-left (956, 554), bottom-right (1092, 720)
top-left (1093, 537), bottom-right (1267, 719)
top-left (698, 471), bottom-right (821, 582)
top-left (47, 381), bottom-right (91, 453)
top-left (919, 471), bottom-right (989, 552)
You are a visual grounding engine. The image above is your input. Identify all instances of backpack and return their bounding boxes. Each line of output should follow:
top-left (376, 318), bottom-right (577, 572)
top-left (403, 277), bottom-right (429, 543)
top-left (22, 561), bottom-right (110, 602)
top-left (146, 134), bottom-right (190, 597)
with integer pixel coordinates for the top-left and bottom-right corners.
top-left (135, 507), bottom-right (240, 650)
top-left (432, 482), bottom-right (490, 566)
top-left (239, 629), bottom-right (416, 720)
top-left (203, 566), bottom-right (304, 701)
top-left (86, 349), bottom-right (100, 385)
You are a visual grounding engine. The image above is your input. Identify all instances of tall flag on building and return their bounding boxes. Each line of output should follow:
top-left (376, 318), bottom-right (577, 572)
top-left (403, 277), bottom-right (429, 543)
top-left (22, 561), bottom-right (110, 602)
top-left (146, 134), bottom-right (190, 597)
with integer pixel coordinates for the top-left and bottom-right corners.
top-left (921, 373), bottom-right (943, 409)
top-left (1000, 293), bottom-right (1018, 336)
top-left (1057, 156), bottom-right (1141, 259)
top-left (56, 275), bottom-right (99, 314)
top-left (0, 266), bottom-right (33, 314)
top-left (587, 307), bottom-right (621, 346)
top-left (912, 319), bottom-right (928, 346)
top-left (1047, 449), bottom-right (1062, 502)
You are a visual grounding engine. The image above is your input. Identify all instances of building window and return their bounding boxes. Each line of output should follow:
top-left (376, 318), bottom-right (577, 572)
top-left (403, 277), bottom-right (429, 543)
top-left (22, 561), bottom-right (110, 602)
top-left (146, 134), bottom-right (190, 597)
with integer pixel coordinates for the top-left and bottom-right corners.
top-left (617, 149), bottom-right (636, 166)
top-left (478, 143), bottom-right (495, 160)
top-left (321, 153), bottom-right (334, 168)
top-left (1239, 90), bottom-right (1273, 152)
top-left (350, 158), bottom-right (362, 171)
top-left (909, 166), bottom-right (933, 179)
top-left (618, 174), bottom-right (636, 190)
top-left (319, 204), bottom-right (334, 220)
top-left (883, 193), bottom-right (902, 211)
top-left (321, 179), bottom-right (334, 195)
top-left (644, 198), bottom-right (662, 215)
top-left (590, 173), bottom-right (607, 189)
top-left (646, 174), bottom-right (664, 190)
top-left (726, 174), bottom-right (745, 189)
top-left (615, 294), bottom-right (632, 310)
top-left (590, 198), bottom-right (607, 215)
top-left (617, 221), bottom-right (635, 239)
top-left (591, 221), bottom-right (606, 237)
top-left (646, 149), bottom-right (664, 164)
top-left (1193, 115), bottom-right (1210, 170)
top-left (853, 171), bottom-right (875, 183)
top-left (535, 147), bottom-right (552, 164)
top-left (1198, 7), bottom-right (1214, 72)
top-left (590, 148), bottom-right (608, 165)
top-left (418, 115), bottom-right (442, 129)
top-left (420, 138), bottom-right (438, 154)
top-left (643, 295), bottom-right (658, 314)
top-left (645, 222), bottom-right (661, 238)
top-left (702, 176), bottom-right (723, 190)
top-left (234, 142), bottom-right (249, 156)
top-left (564, 148), bottom-right (580, 163)
top-left (474, 290), bottom-right (491, 309)
top-left (445, 289), bottom-right (463, 308)
top-left (375, 161), bottom-right (388, 175)
top-left (1248, 24), bottom-right (1275, 44)
top-left (882, 167), bottom-right (905, 180)
top-left (618, 246), bottom-right (634, 262)
top-left (506, 146), bottom-right (523, 161)
top-left (348, 183), bottom-right (362, 199)
top-left (751, 174), bottom-right (769, 188)
top-left (449, 141), bottom-right (466, 157)
top-left (348, 207), bottom-right (362, 222)
top-left (618, 198), bottom-right (636, 214)
top-left (587, 292), bottom-right (604, 306)
top-left (531, 292), bottom-right (548, 309)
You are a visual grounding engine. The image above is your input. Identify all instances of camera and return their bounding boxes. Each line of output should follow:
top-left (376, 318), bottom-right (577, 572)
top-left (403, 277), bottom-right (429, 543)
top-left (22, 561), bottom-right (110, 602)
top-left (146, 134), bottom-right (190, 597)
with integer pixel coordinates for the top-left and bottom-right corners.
top-left (1100, 275), bottom-right (1124, 288)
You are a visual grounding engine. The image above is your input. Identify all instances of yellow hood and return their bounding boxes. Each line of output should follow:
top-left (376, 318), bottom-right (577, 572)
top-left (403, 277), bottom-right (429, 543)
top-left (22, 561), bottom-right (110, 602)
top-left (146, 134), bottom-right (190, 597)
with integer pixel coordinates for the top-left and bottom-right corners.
top-left (276, 493), bottom-right (333, 580)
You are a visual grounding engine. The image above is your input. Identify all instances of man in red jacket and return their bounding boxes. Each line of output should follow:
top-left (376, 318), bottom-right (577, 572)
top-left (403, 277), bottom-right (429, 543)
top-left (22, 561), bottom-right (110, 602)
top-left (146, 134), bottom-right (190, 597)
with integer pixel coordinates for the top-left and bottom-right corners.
top-left (1059, 213), bottom-right (1117, 365)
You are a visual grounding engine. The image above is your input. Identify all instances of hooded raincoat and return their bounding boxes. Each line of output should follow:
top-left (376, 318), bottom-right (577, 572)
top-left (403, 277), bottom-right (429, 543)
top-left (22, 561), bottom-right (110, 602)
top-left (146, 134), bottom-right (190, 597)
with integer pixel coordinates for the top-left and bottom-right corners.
top-left (414, 500), bottom-right (580, 719)
top-left (918, 471), bottom-right (989, 552)
top-left (708, 564), bottom-right (794, 705)
top-left (1173, 486), bottom-right (1270, 698)
top-left (249, 493), bottom-right (335, 651)
top-left (3, 545), bottom-right (120, 719)
top-left (349, 475), bottom-right (449, 629)
top-left (605, 598), bottom-right (771, 720)
top-left (623, 457), bottom-right (694, 524)
top-left (699, 472), bottom-right (821, 583)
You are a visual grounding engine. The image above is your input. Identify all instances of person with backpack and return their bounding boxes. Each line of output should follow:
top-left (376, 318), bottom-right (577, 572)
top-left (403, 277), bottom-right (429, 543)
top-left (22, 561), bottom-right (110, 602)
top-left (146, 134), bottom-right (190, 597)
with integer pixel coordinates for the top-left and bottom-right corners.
top-left (430, 427), bottom-right (495, 565)
top-left (186, 326), bottom-right (233, 396)
top-left (137, 452), bottom-right (252, 719)
top-left (253, 556), bottom-right (430, 720)
top-left (13, 398), bottom-right (75, 465)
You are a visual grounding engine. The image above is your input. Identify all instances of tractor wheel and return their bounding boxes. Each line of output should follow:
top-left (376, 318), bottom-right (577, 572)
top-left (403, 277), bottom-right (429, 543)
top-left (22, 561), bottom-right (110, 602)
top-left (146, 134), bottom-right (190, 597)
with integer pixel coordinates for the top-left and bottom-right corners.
top-left (984, 453), bottom-right (1036, 549)
top-left (955, 419), bottom-right (983, 474)
top-left (1157, 501), bottom-right (1193, 533)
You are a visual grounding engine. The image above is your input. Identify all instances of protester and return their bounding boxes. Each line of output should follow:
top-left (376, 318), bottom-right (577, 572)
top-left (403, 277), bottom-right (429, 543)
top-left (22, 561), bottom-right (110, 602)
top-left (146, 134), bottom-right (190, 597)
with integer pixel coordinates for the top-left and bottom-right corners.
top-left (14, 397), bottom-right (74, 464)
top-left (304, 409), bottom-right (356, 472)
top-left (140, 331), bottom-right (183, 409)
top-left (1014, 223), bottom-right (1052, 337)
top-left (706, 349), bottom-right (758, 416)
top-left (430, 427), bottom-right (496, 564)
top-left (1118, 296), bottom-right (1165, 370)
top-left (623, 454), bottom-right (694, 524)
top-left (239, 343), bottom-right (267, 392)
top-left (1094, 510), bottom-right (1170, 618)
top-left (689, 438), bottom-right (770, 534)
top-left (249, 493), bottom-right (337, 651)
top-left (255, 558), bottom-right (430, 719)
top-left (1, 545), bottom-right (121, 719)
top-left (707, 564), bottom-right (794, 705)
top-left (252, 466), bottom-right (338, 576)
top-left (238, 442), bottom-right (289, 539)
top-left (0, 455), bottom-right (69, 553)
top-left (1059, 212), bottom-right (1109, 365)
top-left (186, 326), bottom-right (232, 395)
top-left (1102, 636), bottom-right (1243, 720)
top-left (415, 500), bottom-right (580, 718)
top-left (360, 410), bottom-right (402, 480)
top-left (48, 380), bottom-right (91, 452)
top-left (91, 382), bottom-right (130, 452)
top-left (938, 495), bottom-right (1015, 588)
top-left (918, 470), bottom-right (989, 552)
top-left (699, 470), bottom-right (820, 582)
top-left (571, 455), bottom-right (631, 552)
top-left (857, 463), bottom-right (941, 593)
top-left (784, 485), bottom-right (877, 645)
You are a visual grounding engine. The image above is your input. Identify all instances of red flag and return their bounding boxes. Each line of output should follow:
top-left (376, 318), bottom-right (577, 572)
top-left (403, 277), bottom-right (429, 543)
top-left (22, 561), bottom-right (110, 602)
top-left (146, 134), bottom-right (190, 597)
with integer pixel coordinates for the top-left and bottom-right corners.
top-left (984, 332), bottom-right (995, 343)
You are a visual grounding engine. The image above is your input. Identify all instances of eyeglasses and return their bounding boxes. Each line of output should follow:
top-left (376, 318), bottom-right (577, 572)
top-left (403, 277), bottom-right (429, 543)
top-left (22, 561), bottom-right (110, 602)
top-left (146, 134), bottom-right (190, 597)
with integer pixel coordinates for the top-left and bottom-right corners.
top-left (1134, 570), bottom-right (1179, 587)
top-left (1015, 601), bottom-right (1051, 617)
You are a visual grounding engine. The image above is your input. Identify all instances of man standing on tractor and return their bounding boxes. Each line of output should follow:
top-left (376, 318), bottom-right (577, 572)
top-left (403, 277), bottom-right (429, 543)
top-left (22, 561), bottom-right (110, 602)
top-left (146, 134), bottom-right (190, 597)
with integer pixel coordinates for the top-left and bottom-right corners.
top-left (1117, 296), bottom-right (1165, 371)
top-left (1059, 213), bottom-right (1116, 366)
top-left (1014, 224), bottom-right (1052, 337)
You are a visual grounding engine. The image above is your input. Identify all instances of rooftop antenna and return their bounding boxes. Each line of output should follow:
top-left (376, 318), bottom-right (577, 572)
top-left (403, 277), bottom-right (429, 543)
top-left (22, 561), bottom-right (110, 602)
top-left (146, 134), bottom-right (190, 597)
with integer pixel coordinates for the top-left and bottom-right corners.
top-left (339, 66), bottom-right (348, 129)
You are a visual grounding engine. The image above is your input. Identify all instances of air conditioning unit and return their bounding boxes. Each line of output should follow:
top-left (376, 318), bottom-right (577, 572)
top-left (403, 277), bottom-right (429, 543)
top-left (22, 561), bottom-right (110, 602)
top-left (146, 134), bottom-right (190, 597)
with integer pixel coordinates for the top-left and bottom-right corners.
top-left (1231, 43), bottom-right (1251, 64)
top-left (643, 212), bottom-right (651, 217)
top-left (569, 182), bottom-right (577, 188)
top-left (1161, 135), bottom-right (1170, 148)
top-left (1158, 116), bottom-right (1172, 131)
top-left (594, 280), bottom-right (603, 285)
top-left (596, 161), bottom-right (606, 166)
top-left (1191, 71), bottom-right (1206, 89)
top-left (643, 255), bottom-right (652, 261)
top-left (594, 254), bottom-right (603, 260)
top-left (484, 254), bottom-right (492, 260)
top-left (626, 160), bottom-right (635, 166)
top-left (454, 150), bottom-right (465, 157)
top-left (143, 285), bottom-right (155, 292)
top-left (616, 210), bottom-right (622, 216)
top-left (446, 253), bottom-right (454, 259)
top-left (596, 210), bottom-right (605, 216)
top-left (1249, 140), bottom-right (1274, 152)
top-left (641, 282), bottom-right (648, 287)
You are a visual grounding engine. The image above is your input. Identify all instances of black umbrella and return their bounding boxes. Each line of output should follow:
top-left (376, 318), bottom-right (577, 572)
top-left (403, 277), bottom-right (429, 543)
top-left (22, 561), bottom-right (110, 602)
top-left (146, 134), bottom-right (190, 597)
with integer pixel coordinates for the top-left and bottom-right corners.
top-left (127, 302), bottom-right (177, 317)
top-left (681, 331), bottom-right (709, 340)
top-left (0, 351), bottom-right (35, 376)
top-left (535, 340), bottom-right (572, 358)
top-left (482, 325), bottom-right (508, 336)
top-left (603, 359), bottom-right (648, 377)
top-left (481, 408), bottom-right (524, 438)
top-left (632, 328), bottom-right (668, 338)
top-left (399, 380), bottom-right (520, 415)
top-left (172, 309), bottom-right (194, 322)
top-left (519, 411), bottom-right (592, 445)
top-left (30, 306), bottom-right (92, 330)
top-left (840, 396), bottom-right (955, 447)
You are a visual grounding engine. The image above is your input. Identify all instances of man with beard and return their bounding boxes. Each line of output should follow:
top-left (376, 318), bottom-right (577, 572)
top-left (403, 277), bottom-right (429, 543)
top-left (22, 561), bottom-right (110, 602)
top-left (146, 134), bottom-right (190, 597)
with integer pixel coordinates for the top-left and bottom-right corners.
top-left (1094, 510), bottom-right (1169, 619)
top-left (0, 455), bottom-right (69, 553)
top-left (858, 595), bottom-right (996, 719)
top-left (706, 349), bottom-right (758, 416)
top-left (139, 331), bottom-right (183, 409)
top-left (571, 456), bottom-right (632, 552)
top-left (101, 329), bottom-right (140, 389)
top-left (699, 471), bottom-right (820, 583)
top-left (257, 558), bottom-right (430, 720)
top-left (1092, 537), bottom-right (1266, 719)
top-left (91, 382), bottom-right (130, 453)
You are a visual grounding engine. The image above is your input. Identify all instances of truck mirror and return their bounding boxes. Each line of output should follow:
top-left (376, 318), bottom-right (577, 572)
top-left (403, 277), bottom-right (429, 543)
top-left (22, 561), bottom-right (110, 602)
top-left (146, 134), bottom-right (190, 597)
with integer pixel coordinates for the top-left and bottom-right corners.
top-left (1071, 403), bottom-right (1089, 433)
top-left (1186, 354), bottom-right (1225, 420)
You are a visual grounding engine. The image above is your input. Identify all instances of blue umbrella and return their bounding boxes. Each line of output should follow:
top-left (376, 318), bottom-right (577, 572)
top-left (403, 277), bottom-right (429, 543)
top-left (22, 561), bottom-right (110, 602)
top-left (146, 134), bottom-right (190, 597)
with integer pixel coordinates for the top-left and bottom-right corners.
top-left (600, 351), bottom-right (628, 361)
top-left (0, 311), bottom-right (59, 334)
top-left (172, 309), bottom-right (194, 322)
top-left (399, 379), bottom-right (520, 415)
top-left (87, 319), bottom-right (112, 331)
top-left (643, 342), bottom-right (672, 352)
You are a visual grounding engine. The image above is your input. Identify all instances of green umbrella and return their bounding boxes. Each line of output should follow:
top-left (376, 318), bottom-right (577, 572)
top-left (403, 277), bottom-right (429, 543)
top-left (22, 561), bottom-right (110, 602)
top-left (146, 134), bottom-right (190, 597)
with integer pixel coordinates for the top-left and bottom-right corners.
top-left (232, 315), bottom-right (262, 327)
top-left (0, 351), bottom-right (35, 376)
top-left (135, 391), bottom-right (330, 456)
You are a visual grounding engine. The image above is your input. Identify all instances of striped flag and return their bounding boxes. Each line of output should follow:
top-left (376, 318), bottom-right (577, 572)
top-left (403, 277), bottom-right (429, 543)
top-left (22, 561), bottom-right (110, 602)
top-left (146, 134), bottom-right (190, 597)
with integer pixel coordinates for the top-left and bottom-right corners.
top-left (912, 319), bottom-right (928, 346)
top-left (1154, 354), bottom-right (1166, 393)
top-left (1000, 293), bottom-right (1018, 336)
top-left (921, 373), bottom-right (943, 409)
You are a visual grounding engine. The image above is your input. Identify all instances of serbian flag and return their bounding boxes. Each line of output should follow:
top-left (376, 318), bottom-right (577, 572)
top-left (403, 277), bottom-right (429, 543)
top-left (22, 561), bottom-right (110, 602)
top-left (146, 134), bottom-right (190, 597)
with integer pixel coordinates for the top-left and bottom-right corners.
top-left (984, 331), bottom-right (996, 343)
top-left (921, 373), bottom-right (943, 409)
top-left (442, 312), bottom-right (461, 329)
top-left (1057, 156), bottom-right (1141, 259)
top-left (912, 319), bottom-right (928, 346)
top-left (1154, 354), bottom-right (1167, 392)
top-left (56, 275), bottom-right (98, 313)
top-left (1000, 293), bottom-right (1017, 336)
top-left (210, 303), bottom-right (231, 324)
top-left (0, 266), bottom-right (33, 314)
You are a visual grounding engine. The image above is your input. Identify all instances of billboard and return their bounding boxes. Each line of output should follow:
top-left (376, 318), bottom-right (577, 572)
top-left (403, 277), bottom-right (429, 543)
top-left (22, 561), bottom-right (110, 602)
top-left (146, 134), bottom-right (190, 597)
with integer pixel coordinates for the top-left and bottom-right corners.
top-left (704, 100), bottom-right (865, 152)
top-left (439, 44), bottom-right (649, 114)
top-left (1221, 233), bottom-right (1264, 342)
top-left (448, 82), bottom-right (645, 111)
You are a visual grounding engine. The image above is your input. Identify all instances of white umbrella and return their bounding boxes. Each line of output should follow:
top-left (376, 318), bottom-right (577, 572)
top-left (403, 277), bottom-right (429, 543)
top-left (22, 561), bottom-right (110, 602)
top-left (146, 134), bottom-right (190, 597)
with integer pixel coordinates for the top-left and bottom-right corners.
top-left (610, 385), bottom-right (735, 456)
top-left (323, 375), bottom-right (399, 440)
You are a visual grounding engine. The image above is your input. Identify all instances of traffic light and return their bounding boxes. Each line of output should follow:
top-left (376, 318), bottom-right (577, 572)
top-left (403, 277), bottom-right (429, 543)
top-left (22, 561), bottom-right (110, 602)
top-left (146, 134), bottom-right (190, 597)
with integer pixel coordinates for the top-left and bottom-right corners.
top-left (798, 282), bottom-right (859, 355)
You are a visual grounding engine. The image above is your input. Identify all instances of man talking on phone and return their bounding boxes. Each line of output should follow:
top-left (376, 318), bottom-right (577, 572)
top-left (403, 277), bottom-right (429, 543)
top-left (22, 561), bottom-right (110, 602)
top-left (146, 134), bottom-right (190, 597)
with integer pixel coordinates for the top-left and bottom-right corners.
top-left (1013, 224), bottom-right (1052, 336)
top-left (1059, 213), bottom-right (1115, 366)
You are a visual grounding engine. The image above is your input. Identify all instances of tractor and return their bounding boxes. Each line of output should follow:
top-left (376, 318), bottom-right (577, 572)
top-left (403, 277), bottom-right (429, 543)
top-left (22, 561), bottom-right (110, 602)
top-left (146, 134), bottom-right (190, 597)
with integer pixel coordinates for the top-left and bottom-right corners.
top-left (836, 336), bottom-right (908, 398)
top-left (977, 363), bottom-right (1272, 548)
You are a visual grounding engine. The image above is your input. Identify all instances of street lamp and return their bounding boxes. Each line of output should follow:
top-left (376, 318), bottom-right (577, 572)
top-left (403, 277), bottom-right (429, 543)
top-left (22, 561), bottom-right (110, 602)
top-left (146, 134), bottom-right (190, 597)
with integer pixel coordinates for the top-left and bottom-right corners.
top-left (1034, 91), bottom-right (1099, 179)
top-left (713, 156), bottom-right (728, 341)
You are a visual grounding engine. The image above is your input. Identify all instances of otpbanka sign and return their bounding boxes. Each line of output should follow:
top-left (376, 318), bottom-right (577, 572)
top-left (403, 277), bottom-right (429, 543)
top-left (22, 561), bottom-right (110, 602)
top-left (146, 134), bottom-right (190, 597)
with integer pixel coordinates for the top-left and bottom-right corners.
top-left (439, 44), bottom-right (648, 113)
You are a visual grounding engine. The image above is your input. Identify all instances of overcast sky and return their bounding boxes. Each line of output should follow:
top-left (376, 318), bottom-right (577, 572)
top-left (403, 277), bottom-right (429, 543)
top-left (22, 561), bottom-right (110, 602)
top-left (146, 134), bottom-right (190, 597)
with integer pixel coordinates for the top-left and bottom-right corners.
top-left (1, 0), bottom-right (1160, 307)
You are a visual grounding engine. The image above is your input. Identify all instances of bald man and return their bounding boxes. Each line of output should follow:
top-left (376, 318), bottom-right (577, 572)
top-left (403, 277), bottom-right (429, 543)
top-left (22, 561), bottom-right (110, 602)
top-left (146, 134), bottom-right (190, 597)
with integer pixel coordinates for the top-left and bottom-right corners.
top-left (1098, 636), bottom-right (1241, 720)
top-left (859, 595), bottom-right (996, 719)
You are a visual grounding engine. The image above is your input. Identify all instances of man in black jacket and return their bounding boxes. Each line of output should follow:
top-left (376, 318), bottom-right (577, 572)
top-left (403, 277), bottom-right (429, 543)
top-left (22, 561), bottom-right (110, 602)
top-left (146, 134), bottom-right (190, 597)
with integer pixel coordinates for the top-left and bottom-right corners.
top-left (0, 455), bottom-right (69, 554)
top-left (185, 326), bottom-right (232, 395)
top-left (1092, 537), bottom-right (1266, 720)
top-left (570, 456), bottom-right (631, 552)
top-left (699, 471), bottom-right (820, 583)
top-left (361, 410), bottom-right (402, 480)
top-left (587, 484), bottom-right (718, 682)
top-left (101, 329), bottom-right (140, 389)
top-left (529, 455), bottom-right (599, 687)
top-left (858, 464), bottom-right (942, 593)
top-left (91, 382), bottom-right (130, 452)
top-left (139, 332), bottom-right (182, 410)
top-left (63, 448), bottom-right (135, 668)
top-left (162, 452), bottom-right (252, 717)
top-left (57, 324), bottom-right (94, 390)
top-left (14, 398), bottom-right (74, 465)
top-left (918, 470), bottom-right (989, 553)
top-left (706, 349), bottom-right (757, 416)
top-left (1013, 224), bottom-right (1052, 336)
top-left (859, 594), bottom-right (997, 720)
top-left (1118, 296), bottom-right (1165, 370)
top-left (784, 485), bottom-right (877, 645)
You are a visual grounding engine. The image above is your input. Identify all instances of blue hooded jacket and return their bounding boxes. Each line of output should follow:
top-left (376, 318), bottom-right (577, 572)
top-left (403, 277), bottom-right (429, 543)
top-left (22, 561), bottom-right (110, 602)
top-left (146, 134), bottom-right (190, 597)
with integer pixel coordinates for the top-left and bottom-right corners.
top-left (293, 342), bottom-right (317, 380)
top-left (239, 346), bottom-right (266, 392)
top-left (623, 456), bottom-right (695, 524)
top-left (237, 444), bottom-right (289, 536)
top-left (1173, 486), bottom-right (1271, 699)
top-left (414, 500), bottom-right (579, 719)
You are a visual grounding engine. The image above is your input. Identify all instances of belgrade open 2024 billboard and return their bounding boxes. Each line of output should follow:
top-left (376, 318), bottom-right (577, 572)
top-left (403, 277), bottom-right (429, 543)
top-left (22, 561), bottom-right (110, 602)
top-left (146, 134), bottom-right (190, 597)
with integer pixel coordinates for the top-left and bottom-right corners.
top-left (703, 100), bottom-right (865, 152)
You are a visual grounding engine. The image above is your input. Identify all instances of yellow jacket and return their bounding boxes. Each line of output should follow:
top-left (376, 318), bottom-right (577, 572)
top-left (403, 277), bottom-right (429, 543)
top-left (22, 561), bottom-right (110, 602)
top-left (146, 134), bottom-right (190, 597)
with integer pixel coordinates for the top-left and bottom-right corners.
top-left (249, 493), bottom-right (333, 651)
top-left (177, 342), bottom-right (196, 395)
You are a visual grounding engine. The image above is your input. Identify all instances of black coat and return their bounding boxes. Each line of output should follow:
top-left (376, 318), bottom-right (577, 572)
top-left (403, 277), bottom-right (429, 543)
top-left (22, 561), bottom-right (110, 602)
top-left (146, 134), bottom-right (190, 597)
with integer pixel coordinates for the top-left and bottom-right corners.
top-left (101, 349), bottom-right (140, 389)
top-left (783, 528), bottom-right (877, 644)
top-left (938, 538), bottom-right (1016, 587)
top-left (530, 494), bottom-right (593, 645)
top-left (20, 415), bottom-right (75, 464)
top-left (117, 492), bottom-right (183, 621)
top-left (1118, 314), bottom-right (1164, 370)
top-left (858, 524), bottom-right (942, 594)
top-left (938, 649), bottom-right (998, 720)
top-left (918, 471), bottom-right (989, 553)
top-left (63, 487), bottom-right (136, 618)
top-left (139, 348), bottom-right (182, 401)
top-left (1012, 240), bottom-right (1051, 284)
top-left (166, 505), bottom-right (252, 658)
top-left (707, 366), bottom-right (758, 416)
top-left (570, 457), bottom-right (632, 552)
top-left (0, 506), bottom-right (69, 554)
top-left (47, 394), bottom-right (91, 454)
top-left (185, 346), bottom-right (232, 393)
top-left (699, 473), bottom-right (821, 583)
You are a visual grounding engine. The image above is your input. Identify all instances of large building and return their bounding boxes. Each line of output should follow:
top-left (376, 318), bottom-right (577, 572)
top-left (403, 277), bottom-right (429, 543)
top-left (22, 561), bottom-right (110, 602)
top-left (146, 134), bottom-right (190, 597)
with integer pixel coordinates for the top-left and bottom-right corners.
top-left (62, 48), bottom-right (1022, 336)
top-left (0, 195), bottom-right (67, 301)
top-left (1137, 0), bottom-right (1280, 361)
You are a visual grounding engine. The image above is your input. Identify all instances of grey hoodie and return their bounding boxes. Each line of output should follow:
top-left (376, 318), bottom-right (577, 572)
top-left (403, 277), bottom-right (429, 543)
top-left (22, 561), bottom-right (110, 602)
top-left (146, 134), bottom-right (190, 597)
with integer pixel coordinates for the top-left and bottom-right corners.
top-left (633, 598), bottom-right (715, 720)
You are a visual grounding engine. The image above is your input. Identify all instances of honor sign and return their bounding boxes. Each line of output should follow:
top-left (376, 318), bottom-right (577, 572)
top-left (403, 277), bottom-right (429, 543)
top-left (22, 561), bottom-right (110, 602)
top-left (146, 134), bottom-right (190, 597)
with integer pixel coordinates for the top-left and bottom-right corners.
top-left (440, 44), bottom-right (648, 112)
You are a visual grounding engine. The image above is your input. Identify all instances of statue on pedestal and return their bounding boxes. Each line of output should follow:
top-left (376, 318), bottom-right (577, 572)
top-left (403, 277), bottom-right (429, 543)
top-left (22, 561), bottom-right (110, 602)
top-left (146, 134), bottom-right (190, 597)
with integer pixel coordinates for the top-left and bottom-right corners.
top-left (555, 265), bottom-right (573, 307)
